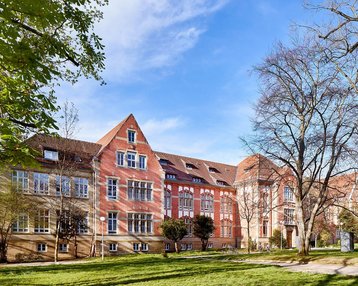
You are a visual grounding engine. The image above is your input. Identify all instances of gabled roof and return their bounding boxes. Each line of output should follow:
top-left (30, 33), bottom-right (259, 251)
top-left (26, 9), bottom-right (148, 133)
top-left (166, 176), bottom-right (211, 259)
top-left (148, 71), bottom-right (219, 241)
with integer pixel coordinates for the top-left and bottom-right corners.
top-left (96, 114), bottom-right (131, 154)
top-left (155, 151), bottom-right (237, 187)
top-left (235, 154), bottom-right (280, 184)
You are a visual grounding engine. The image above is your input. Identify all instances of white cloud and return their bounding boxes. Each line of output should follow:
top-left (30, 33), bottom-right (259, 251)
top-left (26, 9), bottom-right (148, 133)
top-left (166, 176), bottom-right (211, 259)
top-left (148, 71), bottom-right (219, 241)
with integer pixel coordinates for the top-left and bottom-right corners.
top-left (96, 0), bottom-right (228, 82)
top-left (141, 117), bottom-right (186, 136)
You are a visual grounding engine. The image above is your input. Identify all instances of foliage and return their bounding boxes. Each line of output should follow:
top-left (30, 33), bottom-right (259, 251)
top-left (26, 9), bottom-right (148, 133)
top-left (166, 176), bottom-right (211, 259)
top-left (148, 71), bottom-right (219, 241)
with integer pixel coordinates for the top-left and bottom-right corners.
top-left (193, 215), bottom-right (215, 251)
top-left (161, 218), bottom-right (188, 253)
top-left (318, 230), bottom-right (332, 247)
top-left (0, 0), bottom-right (107, 168)
top-left (339, 209), bottom-right (358, 235)
top-left (269, 229), bottom-right (287, 249)
top-left (0, 185), bottom-right (37, 262)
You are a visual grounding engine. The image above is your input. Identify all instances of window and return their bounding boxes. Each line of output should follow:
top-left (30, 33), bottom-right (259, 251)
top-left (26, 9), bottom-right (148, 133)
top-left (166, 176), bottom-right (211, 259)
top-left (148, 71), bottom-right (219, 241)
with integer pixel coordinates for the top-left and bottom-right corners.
top-left (127, 152), bottom-right (136, 168)
top-left (141, 243), bottom-right (149, 252)
top-left (34, 210), bottom-right (50, 233)
top-left (107, 178), bottom-right (118, 200)
top-left (284, 186), bottom-right (294, 202)
top-left (127, 180), bottom-right (152, 201)
top-left (109, 243), bottom-right (117, 252)
top-left (165, 243), bottom-right (170, 251)
top-left (263, 192), bottom-right (269, 213)
top-left (263, 220), bottom-right (268, 237)
top-left (284, 209), bottom-right (295, 225)
top-left (216, 180), bottom-right (227, 186)
top-left (59, 243), bottom-right (68, 253)
top-left (117, 151), bottom-right (125, 166)
top-left (186, 163), bottom-right (196, 170)
top-left (221, 219), bottom-right (232, 238)
top-left (108, 212), bottom-right (117, 234)
top-left (37, 243), bottom-right (47, 252)
top-left (201, 193), bottom-right (214, 212)
top-left (139, 155), bottom-right (146, 169)
top-left (220, 195), bottom-right (233, 214)
top-left (166, 173), bottom-right (176, 179)
top-left (74, 177), bottom-right (88, 198)
top-left (179, 191), bottom-right (193, 210)
top-left (207, 242), bottom-right (213, 249)
top-left (181, 243), bottom-right (187, 251)
top-left (56, 176), bottom-right (70, 197)
top-left (128, 213), bottom-right (152, 234)
top-left (184, 217), bottom-right (192, 235)
top-left (44, 149), bottom-right (58, 161)
top-left (12, 213), bottom-right (29, 232)
top-left (159, 159), bottom-right (170, 165)
top-left (164, 189), bottom-right (171, 210)
top-left (77, 212), bottom-right (89, 234)
top-left (128, 130), bottom-right (136, 143)
top-left (209, 167), bottom-right (220, 173)
top-left (133, 243), bottom-right (140, 252)
top-left (192, 177), bottom-right (202, 183)
top-left (12, 170), bottom-right (29, 191)
top-left (33, 173), bottom-right (49, 194)
top-left (187, 243), bottom-right (193, 250)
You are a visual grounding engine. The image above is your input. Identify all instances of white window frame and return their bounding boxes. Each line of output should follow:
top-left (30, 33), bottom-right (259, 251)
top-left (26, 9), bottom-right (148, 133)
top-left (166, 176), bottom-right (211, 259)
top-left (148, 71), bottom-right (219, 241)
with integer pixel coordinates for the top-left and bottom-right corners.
top-left (128, 130), bottom-right (136, 143)
top-left (107, 178), bottom-right (118, 200)
top-left (33, 173), bottom-right (49, 195)
top-left (108, 212), bottom-right (117, 234)
top-left (179, 191), bottom-right (193, 210)
top-left (127, 152), bottom-right (136, 168)
top-left (77, 212), bottom-right (89, 234)
top-left (56, 175), bottom-right (70, 197)
top-left (133, 243), bottom-right (140, 252)
top-left (166, 174), bottom-right (176, 179)
top-left (109, 243), bottom-right (117, 252)
top-left (221, 219), bottom-right (232, 238)
top-left (59, 243), bottom-right (68, 253)
top-left (44, 149), bottom-right (59, 161)
top-left (164, 189), bottom-right (171, 210)
top-left (284, 186), bottom-right (294, 202)
top-left (74, 177), bottom-right (88, 198)
top-left (141, 243), bottom-right (149, 252)
top-left (165, 243), bottom-right (170, 251)
top-left (201, 193), bottom-right (214, 212)
top-left (284, 208), bottom-right (295, 224)
top-left (187, 243), bottom-right (193, 250)
top-left (139, 155), bottom-right (146, 170)
top-left (12, 213), bottom-right (29, 233)
top-left (117, 151), bottom-right (125, 166)
top-left (128, 213), bottom-right (153, 234)
top-left (12, 170), bottom-right (29, 192)
top-left (207, 242), bottom-right (213, 249)
top-left (37, 243), bottom-right (47, 252)
top-left (34, 209), bottom-right (50, 233)
top-left (127, 180), bottom-right (152, 201)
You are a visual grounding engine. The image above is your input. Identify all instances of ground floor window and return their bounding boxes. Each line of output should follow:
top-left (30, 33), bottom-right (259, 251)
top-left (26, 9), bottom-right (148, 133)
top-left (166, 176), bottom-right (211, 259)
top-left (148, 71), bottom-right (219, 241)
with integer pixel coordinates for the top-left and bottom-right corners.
top-left (37, 243), bottom-right (47, 252)
top-left (207, 242), bottom-right (213, 249)
top-left (165, 243), bottom-right (170, 251)
top-left (59, 243), bottom-right (68, 253)
top-left (109, 243), bottom-right (117, 252)
top-left (141, 243), bottom-right (149, 252)
top-left (133, 243), bottom-right (140, 252)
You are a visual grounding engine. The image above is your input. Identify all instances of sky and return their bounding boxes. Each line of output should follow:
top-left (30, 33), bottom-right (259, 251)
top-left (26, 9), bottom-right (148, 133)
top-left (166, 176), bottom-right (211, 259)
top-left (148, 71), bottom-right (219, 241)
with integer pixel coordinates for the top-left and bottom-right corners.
top-left (56, 0), bottom-right (323, 165)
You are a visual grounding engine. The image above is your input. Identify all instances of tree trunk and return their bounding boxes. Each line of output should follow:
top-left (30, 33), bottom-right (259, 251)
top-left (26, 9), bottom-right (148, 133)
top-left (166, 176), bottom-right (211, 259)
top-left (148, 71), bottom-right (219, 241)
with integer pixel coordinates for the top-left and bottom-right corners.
top-left (74, 235), bottom-right (78, 258)
top-left (174, 241), bottom-right (180, 253)
top-left (0, 239), bottom-right (8, 263)
top-left (54, 220), bottom-right (60, 262)
top-left (247, 225), bottom-right (251, 254)
top-left (296, 201), bottom-right (312, 256)
top-left (201, 239), bottom-right (208, 251)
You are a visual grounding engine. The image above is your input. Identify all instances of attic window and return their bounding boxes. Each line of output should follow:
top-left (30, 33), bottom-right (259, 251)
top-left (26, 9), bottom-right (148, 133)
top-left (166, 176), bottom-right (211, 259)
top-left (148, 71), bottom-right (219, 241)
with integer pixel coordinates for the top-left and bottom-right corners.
top-left (128, 130), bottom-right (136, 143)
top-left (186, 163), bottom-right (197, 170)
top-left (75, 155), bottom-right (82, 162)
top-left (166, 174), bottom-right (177, 180)
top-left (159, 159), bottom-right (170, 165)
top-left (209, 167), bottom-right (220, 173)
top-left (44, 150), bottom-right (58, 161)
top-left (192, 177), bottom-right (203, 183)
top-left (217, 180), bottom-right (228, 186)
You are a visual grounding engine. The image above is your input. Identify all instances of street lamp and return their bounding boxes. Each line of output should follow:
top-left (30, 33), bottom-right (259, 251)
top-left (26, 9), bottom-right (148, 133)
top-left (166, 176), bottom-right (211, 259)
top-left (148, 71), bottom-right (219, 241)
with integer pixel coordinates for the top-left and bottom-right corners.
top-left (100, 216), bottom-right (106, 261)
top-left (280, 221), bottom-right (284, 250)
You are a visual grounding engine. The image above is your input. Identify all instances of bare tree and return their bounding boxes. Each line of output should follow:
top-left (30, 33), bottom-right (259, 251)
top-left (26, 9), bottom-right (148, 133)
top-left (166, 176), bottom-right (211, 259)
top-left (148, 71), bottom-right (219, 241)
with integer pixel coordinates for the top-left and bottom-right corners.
top-left (251, 38), bottom-right (358, 256)
top-left (306, 0), bottom-right (358, 92)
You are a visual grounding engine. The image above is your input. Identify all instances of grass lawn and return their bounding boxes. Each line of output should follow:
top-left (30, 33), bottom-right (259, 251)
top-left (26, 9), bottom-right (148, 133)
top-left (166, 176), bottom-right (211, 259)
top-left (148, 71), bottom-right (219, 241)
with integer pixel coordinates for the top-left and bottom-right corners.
top-left (1, 253), bottom-right (358, 285)
top-left (218, 248), bottom-right (358, 265)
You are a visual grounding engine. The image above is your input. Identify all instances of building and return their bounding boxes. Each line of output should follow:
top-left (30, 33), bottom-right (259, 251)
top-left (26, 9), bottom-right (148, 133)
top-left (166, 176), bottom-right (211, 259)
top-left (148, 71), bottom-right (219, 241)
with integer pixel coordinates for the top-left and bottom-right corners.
top-left (5, 113), bottom-right (341, 261)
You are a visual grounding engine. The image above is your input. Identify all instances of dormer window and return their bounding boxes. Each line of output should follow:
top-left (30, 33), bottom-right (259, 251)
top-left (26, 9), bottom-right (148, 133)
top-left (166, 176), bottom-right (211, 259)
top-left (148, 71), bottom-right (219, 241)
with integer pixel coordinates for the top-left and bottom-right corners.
top-left (192, 177), bottom-right (202, 183)
top-left (209, 167), bottom-right (220, 173)
top-left (166, 174), bottom-right (177, 180)
top-left (128, 130), bottom-right (136, 143)
top-left (159, 159), bottom-right (170, 165)
top-left (44, 150), bottom-right (58, 161)
top-left (186, 163), bottom-right (196, 170)
top-left (217, 180), bottom-right (228, 186)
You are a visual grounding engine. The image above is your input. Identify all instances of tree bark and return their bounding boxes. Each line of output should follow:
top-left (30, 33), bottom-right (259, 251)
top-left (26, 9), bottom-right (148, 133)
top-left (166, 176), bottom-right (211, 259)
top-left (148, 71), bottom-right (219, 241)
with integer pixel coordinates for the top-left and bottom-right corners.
top-left (0, 239), bottom-right (8, 263)
top-left (247, 225), bottom-right (251, 254)
top-left (201, 239), bottom-right (208, 251)
top-left (174, 241), bottom-right (180, 253)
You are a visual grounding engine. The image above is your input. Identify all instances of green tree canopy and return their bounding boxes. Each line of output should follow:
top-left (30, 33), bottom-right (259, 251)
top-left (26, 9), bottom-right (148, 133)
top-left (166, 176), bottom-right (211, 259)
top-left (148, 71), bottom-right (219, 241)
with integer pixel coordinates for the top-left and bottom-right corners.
top-left (339, 209), bottom-right (358, 235)
top-left (193, 215), bottom-right (215, 251)
top-left (0, 0), bottom-right (107, 167)
top-left (161, 218), bottom-right (188, 253)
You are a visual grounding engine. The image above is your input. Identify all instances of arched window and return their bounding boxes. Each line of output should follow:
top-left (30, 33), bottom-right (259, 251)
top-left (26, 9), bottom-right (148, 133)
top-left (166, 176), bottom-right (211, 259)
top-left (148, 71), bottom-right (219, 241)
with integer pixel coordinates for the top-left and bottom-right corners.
top-left (221, 219), bottom-right (232, 238)
top-left (179, 190), bottom-right (193, 210)
top-left (284, 186), bottom-right (294, 202)
top-left (164, 189), bottom-right (171, 210)
top-left (182, 216), bottom-right (193, 235)
top-left (200, 192), bottom-right (214, 212)
top-left (220, 195), bottom-right (232, 214)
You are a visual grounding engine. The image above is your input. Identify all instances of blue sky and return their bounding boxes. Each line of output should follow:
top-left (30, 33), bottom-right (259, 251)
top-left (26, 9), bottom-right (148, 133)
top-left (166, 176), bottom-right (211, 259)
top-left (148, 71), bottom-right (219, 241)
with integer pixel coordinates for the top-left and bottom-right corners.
top-left (56, 0), bottom-right (322, 165)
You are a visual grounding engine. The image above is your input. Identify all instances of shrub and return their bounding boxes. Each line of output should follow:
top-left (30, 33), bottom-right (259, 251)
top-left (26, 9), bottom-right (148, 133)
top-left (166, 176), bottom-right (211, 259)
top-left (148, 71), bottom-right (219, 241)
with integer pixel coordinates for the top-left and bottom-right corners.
top-left (269, 229), bottom-right (287, 248)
